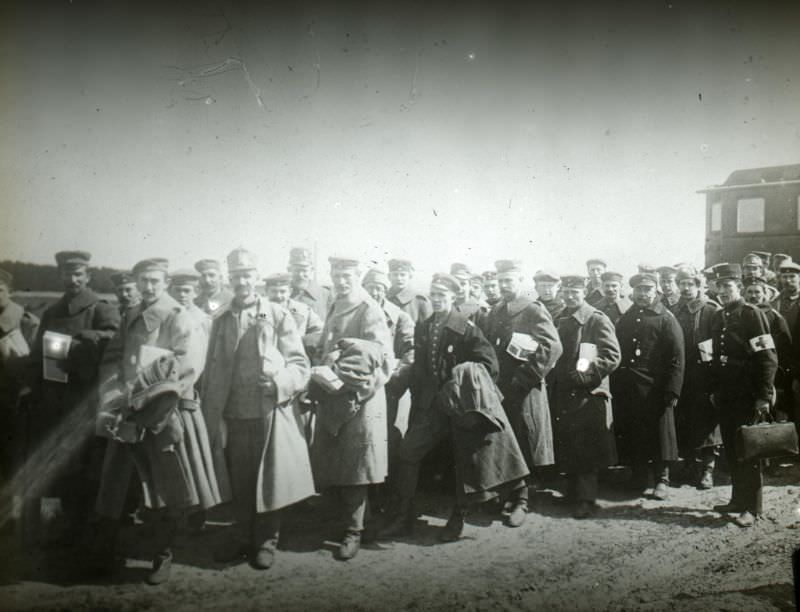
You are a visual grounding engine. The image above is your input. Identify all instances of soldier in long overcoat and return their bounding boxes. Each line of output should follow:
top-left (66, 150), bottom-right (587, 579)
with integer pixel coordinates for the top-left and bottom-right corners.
top-left (387, 258), bottom-right (432, 324)
top-left (25, 251), bottom-right (119, 544)
top-left (362, 268), bottom-right (415, 498)
top-left (611, 272), bottom-right (684, 500)
top-left (673, 269), bottom-right (721, 488)
top-left (309, 256), bottom-right (391, 561)
top-left (710, 264), bottom-right (777, 528)
top-left (264, 272), bottom-right (323, 359)
top-left (93, 258), bottom-right (220, 584)
top-left (549, 275), bottom-right (620, 518)
top-left (202, 249), bottom-right (312, 569)
top-left (484, 260), bottom-right (563, 526)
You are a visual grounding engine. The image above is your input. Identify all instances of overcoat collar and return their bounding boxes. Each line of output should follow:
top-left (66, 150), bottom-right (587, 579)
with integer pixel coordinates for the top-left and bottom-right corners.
top-left (442, 309), bottom-right (470, 334)
top-left (0, 301), bottom-right (24, 334)
top-left (390, 286), bottom-right (416, 305)
top-left (504, 295), bottom-right (534, 317)
top-left (562, 301), bottom-right (594, 325)
top-left (130, 292), bottom-right (181, 333)
top-left (683, 296), bottom-right (709, 314)
top-left (633, 298), bottom-right (667, 316)
top-left (61, 288), bottom-right (99, 316)
top-left (330, 287), bottom-right (368, 317)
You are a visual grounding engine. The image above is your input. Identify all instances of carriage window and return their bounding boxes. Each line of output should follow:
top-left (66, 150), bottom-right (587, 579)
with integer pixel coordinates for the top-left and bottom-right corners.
top-left (710, 202), bottom-right (721, 232)
top-left (736, 198), bottom-right (765, 232)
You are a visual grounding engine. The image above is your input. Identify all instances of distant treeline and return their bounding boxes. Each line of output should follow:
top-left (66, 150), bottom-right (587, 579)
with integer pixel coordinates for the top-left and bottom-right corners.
top-left (1, 260), bottom-right (117, 293)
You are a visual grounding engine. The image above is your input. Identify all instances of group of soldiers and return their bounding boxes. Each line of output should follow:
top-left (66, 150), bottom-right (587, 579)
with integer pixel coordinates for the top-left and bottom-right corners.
top-left (0, 246), bottom-right (798, 585)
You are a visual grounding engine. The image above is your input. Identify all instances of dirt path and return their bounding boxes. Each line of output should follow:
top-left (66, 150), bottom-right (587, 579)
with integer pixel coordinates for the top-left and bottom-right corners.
top-left (2, 464), bottom-right (798, 612)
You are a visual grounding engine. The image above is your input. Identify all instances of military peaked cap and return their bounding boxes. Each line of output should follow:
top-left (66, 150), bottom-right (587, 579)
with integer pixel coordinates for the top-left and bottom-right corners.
top-left (55, 250), bottom-right (91, 269)
top-left (431, 273), bottom-right (460, 294)
top-left (132, 258), bottom-right (169, 276)
top-left (363, 268), bottom-right (390, 288)
top-left (560, 275), bottom-right (586, 289)
top-left (388, 258), bottom-right (414, 272)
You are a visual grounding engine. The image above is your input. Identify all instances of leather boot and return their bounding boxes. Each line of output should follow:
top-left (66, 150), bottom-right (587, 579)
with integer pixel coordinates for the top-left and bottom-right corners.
top-left (336, 530), bottom-right (361, 561)
top-left (146, 512), bottom-right (178, 585)
top-left (438, 508), bottom-right (464, 542)
top-left (377, 499), bottom-right (415, 539)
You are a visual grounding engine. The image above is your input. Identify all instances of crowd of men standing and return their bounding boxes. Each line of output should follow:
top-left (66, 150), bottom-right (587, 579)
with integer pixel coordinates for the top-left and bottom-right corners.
top-left (0, 246), bottom-right (798, 584)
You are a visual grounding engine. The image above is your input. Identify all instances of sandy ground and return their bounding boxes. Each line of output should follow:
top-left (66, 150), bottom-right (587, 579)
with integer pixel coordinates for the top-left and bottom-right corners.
top-left (1, 463), bottom-right (798, 612)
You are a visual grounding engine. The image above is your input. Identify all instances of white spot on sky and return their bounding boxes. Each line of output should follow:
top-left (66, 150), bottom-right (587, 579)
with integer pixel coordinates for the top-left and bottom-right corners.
top-left (466, 52), bottom-right (476, 61)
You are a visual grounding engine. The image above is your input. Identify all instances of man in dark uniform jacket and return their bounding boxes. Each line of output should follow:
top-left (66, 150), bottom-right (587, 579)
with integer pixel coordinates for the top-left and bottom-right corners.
top-left (549, 275), bottom-right (621, 518)
top-left (386, 258), bottom-right (432, 324)
top-left (484, 259), bottom-right (563, 526)
top-left (287, 247), bottom-right (332, 322)
top-left (611, 272), bottom-right (684, 500)
top-left (673, 269), bottom-right (721, 489)
top-left (743, 276), bottom-right (793, 423)
top-left (110, 271), bottom-right (141, 317)
top-left (585, 258), bottom-right (607, 307)
top-left (380, 273), bottom-right (521, 541)
top-left (595, 271), bottom-right (632, 326)
top-left (710, 264), bottom-right (777, 528)
top-left (533, 270), bottom-right (565, 320)
top-left (772, 261), bottom-right (800, 424)
top-left (25, 251), bottom-right (120, 544)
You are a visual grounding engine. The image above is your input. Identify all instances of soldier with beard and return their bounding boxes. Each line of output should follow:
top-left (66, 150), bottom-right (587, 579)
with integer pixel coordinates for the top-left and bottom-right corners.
top-left (533, 270), bottom-right (565, 320)
top-left (672, 269), bottom-right (721, 489)
top-left (595, 271), bottom-right (632, 326)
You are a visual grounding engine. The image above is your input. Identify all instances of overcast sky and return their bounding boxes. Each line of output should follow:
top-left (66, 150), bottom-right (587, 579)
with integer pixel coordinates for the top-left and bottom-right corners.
top-left (2, 0), bottom-right (798, 283)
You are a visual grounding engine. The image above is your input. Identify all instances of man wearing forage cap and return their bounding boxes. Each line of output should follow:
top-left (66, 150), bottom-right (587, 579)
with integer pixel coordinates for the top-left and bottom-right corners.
top-left (585, 258), bottom-right (607, 307)
top-left (387, 258), bottom-right (432, 324)
top-left (287, 247), bottom-right (332, 322)
top-left (194, 259), bottom-right (233, 318)
top-left (709, 263), bottom-right (777, 527)
top-left (610, 272), bottom-right (684, 501)
top-left (772, 260), bottom-right (800, 332)
top-left (482, 270), bottom-right (502, 308)
top-left (202, 248), bottom-right (311, 570)
top-left (594, 271), bottom-right (632, 326)
top-left (672, 268), bottom-right (721, 489)
top-left (110, 270), bottom-right (141, 317)
top-left (484, 259), bottom-right (563, 526)
top-left (308, 255), bottom-right (391, 560)
top-left (770, 254), bottom-right (792, 290)
top-left (23, 250), bottom-right (119, 550)
top-left (92, 257), bottom-right (221, 583)
top-left (548, 274), bottom-right (621, 518)
top-left (533, 269), bottom-right (565, 320)
top-left (169, 269), bottom-right (212, 378)
top-left (657, 266), bottom-right (681, 310)
top-left (264, 272), bottom-right (323, 359)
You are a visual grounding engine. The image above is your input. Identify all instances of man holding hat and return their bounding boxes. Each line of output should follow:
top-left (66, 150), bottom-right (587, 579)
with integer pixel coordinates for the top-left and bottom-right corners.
top-left (363, 268), bottom-right (415, 461)
top-left (0, 269), bottom-right (39, 486)
top-left (24, 251), bottom-right (119, 547)
top-left (386, 258), bottom-right (432, 325)
top-left (611, 271), bottom-right (684, 500)
top-left (201, 248), bottom-right (312, 570)
top-left (594, 271), bottom-right (632, 326)
top-left (484, 259), bottom-right (563, 526)
top-left (743, 276), bottom-right (793, 423)
top-left (672, 268), bottom-right (721, 489)
top-left (533, 270), bottom-right (565, 320)
top-left (709, 264), bottom-right (777, 527)
top-left (110, 271), bottom-right (141, 317)
top-left (549, 274), bottom-right (621, 518)
top-left (309, 255), bottom-right (392, 560)
top-left (93, 257), bottom-right (220, 583)
top-left (265, 273), bottom-right (323, 359)
top-left (585, 258), bottom-right (607, 306)
top-left (287, 247), bottom-right (332, 322)
top-left (380, 273), bottom-right (527, 542)
top-left (194, 259), bottom-right (233, 318)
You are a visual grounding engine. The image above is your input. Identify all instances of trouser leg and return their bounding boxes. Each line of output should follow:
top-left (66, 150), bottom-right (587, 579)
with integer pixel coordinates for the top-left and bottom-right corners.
top-left (252, 510), bottom-right (280, 548)
top-left (653, 460), bottom-right (670, 485)
top-left (226, 418), bottom-right (264, 545)
top-left (152, 507), bottom-right (180, 557)
top-left (571, 471), bottom-right (599, 503)
top-left (340, 485), bottom-right (368, 533)
top-left (735, 460), bottom-right (763, 515)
